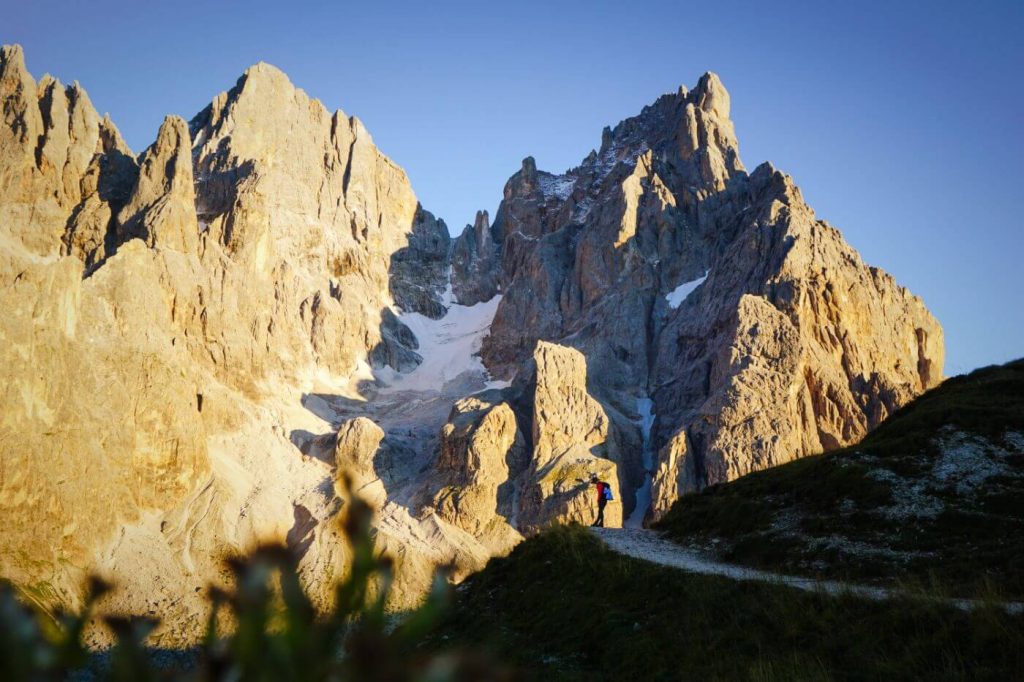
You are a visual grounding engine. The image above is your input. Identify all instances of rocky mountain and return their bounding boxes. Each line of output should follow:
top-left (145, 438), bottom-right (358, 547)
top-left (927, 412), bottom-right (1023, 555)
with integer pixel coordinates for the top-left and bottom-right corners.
top-left (450, 74), bottom-right (943, 522)
top-left (0, 44), bottom-right (942, 642)
top-left (0, 45), bottom-right (460, 642)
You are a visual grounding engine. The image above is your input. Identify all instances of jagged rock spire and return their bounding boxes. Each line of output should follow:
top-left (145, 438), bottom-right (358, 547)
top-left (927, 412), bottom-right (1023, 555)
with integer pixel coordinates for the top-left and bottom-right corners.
top-left (117, 115), bottom-right (199, 253)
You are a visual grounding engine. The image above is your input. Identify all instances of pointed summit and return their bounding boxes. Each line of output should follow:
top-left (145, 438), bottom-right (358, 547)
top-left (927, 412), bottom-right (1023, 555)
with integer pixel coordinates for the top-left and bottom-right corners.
top-left (694, 71), bottom-right (730, 119)
top-left (0, 43), bottom-right (29, 80)
top-left (521, 156), bottom-right (538, 182)
top-left (117, 115), bottom-right (198, 254)
top-left (0, 44), bottom-right (40, 145)
top-left (234, 60), bottom-right (310, 106)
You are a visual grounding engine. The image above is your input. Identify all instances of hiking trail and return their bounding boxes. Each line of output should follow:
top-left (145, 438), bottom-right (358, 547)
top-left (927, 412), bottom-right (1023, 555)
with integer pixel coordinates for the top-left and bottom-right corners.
top-left (591, 528), bottom-right (1024, 615)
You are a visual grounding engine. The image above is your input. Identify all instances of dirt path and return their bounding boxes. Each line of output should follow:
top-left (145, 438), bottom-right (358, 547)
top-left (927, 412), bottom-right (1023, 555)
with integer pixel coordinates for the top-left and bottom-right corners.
top-left (591, 528), bottom-right (1024, 615)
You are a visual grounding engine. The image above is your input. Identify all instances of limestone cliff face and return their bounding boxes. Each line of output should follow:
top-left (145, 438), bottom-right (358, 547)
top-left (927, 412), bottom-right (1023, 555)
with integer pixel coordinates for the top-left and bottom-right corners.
top-left (1, 43), bottom-right (944, 641)
top-left (186, 60), bottom-right (450, 386)
top-left (0, 46), bottom-right (453, 642)
top-left (648, 166), bottom-right (943, 517)
top-left (0, 46), bottom-right (211, 618)
top-left (453, 72), bottom-right (943, 523)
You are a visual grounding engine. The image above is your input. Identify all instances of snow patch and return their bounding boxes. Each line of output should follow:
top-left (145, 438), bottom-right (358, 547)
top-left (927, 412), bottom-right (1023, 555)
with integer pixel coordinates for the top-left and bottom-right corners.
top-left (666, 271), bottom-right (708, 309)
top-left (625, 397), bottom-right (655, 529)
top-left (375, 296), bottom-right (505, 394)
top-left (439, 268), bottom-right (455, 307)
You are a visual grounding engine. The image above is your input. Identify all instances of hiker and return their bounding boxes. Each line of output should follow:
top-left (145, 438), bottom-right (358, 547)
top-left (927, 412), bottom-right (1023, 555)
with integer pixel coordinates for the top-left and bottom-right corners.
top-left (588, 474), bottom-right (613, 527)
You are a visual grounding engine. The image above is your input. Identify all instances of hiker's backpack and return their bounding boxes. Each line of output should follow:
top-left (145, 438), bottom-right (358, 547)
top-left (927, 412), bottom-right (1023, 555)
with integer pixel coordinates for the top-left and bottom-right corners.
top-left (602, 484), bottom-right (614, 501)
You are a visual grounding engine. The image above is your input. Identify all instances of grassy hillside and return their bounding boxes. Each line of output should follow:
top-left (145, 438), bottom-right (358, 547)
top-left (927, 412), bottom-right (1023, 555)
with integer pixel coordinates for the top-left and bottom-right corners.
top-left (429, 524), bottom-right (1023, 680)
top-left (657, 359), bottom-right (1024, 598)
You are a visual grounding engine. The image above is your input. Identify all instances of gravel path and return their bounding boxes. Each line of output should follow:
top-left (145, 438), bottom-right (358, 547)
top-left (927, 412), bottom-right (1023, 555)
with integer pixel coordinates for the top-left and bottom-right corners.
top-left (591, 528), bottom-right (1024, 615)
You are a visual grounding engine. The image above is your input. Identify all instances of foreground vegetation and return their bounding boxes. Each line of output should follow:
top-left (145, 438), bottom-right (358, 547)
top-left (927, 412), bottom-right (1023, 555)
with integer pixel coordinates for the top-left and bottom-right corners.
top-left (5, 515), bottom-right (1022, 680)
top-left (429, 524), bottom-right (1024, 680)
top-left (657, 359), bottom-right (1024, 597)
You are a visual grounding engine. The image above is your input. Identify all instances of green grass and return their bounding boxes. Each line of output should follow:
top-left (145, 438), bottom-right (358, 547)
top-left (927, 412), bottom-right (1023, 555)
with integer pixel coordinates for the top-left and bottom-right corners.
top-left (428, 524), bottom-right (1024, 681)
top-left (656, 359), bottom-right (1024, 597)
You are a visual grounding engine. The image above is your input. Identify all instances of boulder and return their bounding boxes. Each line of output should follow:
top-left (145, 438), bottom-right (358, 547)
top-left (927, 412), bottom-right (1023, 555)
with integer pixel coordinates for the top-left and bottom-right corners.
top-left (432, 393), bottom-right (526, 553)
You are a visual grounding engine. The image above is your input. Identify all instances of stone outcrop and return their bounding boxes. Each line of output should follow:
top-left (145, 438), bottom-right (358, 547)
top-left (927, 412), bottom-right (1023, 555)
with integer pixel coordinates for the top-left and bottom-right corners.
top-left (426, 342), bottom-right (625, 536)
top-left (530, 341), bottom-right (615, 466)
top-left (432, 391), bottom-right (526, 553)
top-left (334, 417), bottom-right (387, 507)
top-left (517, 342), bottom-right (624, 530)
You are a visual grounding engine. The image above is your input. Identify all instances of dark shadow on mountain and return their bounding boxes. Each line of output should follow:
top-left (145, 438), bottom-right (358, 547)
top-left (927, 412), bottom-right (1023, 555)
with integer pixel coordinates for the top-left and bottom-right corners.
top-left (387, 204), bottom-right (450, 320)
top-left (285, 503), bottom-right (317, 561)
top-left (64, 145), bottom-right (138, 276)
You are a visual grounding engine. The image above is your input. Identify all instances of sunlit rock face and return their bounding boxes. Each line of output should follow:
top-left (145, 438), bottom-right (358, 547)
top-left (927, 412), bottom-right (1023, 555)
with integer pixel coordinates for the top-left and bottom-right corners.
top-left (516, 341), bottom-right (625, 531)
top-left (0, 42), bottom-right (941, 642)
top-left (0, 45), bottom-right (459, 644)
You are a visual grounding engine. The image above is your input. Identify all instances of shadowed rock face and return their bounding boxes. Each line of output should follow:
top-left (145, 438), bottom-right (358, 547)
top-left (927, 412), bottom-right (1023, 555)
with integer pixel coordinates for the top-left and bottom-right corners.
top-left (647, 167), bottom-right (944, 516)
top-left (450, 210), bottom-right (501, 306)
top-left (1, 43), bottom-right (942, 642)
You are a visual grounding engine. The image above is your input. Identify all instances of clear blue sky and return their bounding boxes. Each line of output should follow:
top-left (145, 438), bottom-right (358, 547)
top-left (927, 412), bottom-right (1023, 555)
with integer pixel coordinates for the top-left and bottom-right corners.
top-left (5, 0), bottom-right (1022, 375)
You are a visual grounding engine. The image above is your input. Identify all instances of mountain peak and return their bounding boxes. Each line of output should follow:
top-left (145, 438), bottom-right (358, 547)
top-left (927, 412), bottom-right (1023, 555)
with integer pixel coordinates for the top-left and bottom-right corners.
top-left (0, 43), bottom-right (27, 75)
top-left (241, 60), bottom-right (290, 85)
top-left (694, 71), bottom-right (730, 119)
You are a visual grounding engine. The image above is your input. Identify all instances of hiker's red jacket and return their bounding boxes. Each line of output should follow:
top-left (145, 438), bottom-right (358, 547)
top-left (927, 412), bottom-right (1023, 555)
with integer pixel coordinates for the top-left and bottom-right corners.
top-left (595, 481), bottom-right (609, 504)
